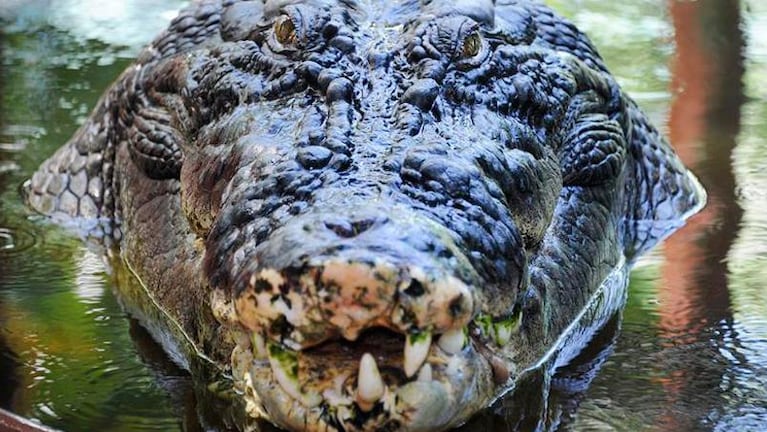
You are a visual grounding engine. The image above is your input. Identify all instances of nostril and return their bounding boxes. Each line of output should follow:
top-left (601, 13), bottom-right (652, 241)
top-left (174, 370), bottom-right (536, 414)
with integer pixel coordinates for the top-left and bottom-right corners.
top-left (324, 217), bottom-right (379, 238)
top-left (403, 279), bottom-right (426, 297)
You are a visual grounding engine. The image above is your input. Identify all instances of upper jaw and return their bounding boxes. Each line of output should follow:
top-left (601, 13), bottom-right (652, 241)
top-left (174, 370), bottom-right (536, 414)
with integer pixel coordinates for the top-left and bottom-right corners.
top-left (234, 257), bottom-right (477, 351)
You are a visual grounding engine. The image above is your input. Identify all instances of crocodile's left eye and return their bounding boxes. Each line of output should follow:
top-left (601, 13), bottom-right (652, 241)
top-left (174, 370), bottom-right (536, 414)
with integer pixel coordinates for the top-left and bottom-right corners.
top-left (455, 27), bottom-right (488, 69)
top-left (461, 31), bottom-right (482, 58)
top-left (275, 16), bottom-right (298, 45)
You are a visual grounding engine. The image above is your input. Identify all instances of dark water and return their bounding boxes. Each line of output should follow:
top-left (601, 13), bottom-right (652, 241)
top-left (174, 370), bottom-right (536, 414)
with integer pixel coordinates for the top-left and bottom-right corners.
top-left (1, 1), bottom-right (766, 431)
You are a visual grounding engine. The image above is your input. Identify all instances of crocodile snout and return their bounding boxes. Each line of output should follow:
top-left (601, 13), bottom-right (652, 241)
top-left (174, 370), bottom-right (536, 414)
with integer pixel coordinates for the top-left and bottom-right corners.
top-left (233, 209), bottom-right (478, 353)
top-left (222, 208), bottom-right (504, 427)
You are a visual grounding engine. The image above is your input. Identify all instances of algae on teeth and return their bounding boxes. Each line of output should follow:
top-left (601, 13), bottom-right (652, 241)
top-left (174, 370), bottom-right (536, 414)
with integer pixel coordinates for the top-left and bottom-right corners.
top-left (494, 308), bottom-right (522, 346)
top-left (475, 311), bottom-right (521, 347)
top-left (404, 330), bottom-right (432, 377)
top-left (267, 342), bottom-right (301, 399)
top-left (266, 342), bottom-right (322, 408)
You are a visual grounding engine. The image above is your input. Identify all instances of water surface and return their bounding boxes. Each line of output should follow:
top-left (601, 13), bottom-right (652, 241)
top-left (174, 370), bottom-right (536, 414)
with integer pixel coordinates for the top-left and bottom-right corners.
top-left (1, 1), bottom-right (766, 431)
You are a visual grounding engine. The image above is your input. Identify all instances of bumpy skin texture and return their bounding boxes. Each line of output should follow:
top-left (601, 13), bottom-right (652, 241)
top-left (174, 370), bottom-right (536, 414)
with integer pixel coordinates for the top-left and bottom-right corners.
top-left (25, 1), bottom-right (704, 431)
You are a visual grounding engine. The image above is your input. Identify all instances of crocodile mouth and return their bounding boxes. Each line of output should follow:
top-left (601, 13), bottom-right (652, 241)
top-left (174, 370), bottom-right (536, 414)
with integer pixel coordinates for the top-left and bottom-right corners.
top-left (224, 305), bottom-right (519, 431)
top-left (212, 234), bottom-right (523, 430)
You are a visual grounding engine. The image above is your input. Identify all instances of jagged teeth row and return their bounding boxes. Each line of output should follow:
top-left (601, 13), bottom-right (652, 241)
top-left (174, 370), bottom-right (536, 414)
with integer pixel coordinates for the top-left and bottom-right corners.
top-left (475, 312), bottom-right (522, 346)
top-left (259, 318), bottom-right (516, 408)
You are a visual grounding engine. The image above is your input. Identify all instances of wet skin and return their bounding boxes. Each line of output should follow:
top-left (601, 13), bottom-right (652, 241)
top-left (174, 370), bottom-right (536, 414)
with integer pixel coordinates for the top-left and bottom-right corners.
top-left (24, 1), bottom-right (704, 431)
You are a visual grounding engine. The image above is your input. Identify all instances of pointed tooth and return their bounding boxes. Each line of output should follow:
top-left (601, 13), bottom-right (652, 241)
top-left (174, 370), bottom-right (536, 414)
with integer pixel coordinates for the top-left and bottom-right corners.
top-left (404, 331), bottom-right (432, 378)
top-left (476, 314), bottom-right (493, 336)
top-left (494, 311), bottom-right (522, 347)
top-left (495, 322), bottom-right (512, 346)
top-left (417, 363), bottom-right (433, 382)
top-left (356, 353), bottom-right (385, 411)
top-left (438, 327), bottom-right (466, 354)
top-left (251, 332), bottom-right (267, 359)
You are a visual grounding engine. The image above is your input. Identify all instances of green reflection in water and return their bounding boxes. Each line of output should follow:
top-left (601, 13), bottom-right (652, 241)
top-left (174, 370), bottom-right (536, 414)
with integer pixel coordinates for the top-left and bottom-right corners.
top-left (1, 4), bottom-right (189, 431)
top-left (545, 0), bottom-right (673, 107)
top-left (1, 245), bottom-right (183, 431)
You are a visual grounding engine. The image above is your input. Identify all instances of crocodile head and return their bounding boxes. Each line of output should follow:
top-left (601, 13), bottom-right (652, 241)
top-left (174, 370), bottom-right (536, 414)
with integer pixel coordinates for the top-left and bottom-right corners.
top-left (179, 2), bottom-right (565, 429)
top-left (24, 0), bottom-right (703, 430)
top-left (165, 1), bottom-right (704, 430)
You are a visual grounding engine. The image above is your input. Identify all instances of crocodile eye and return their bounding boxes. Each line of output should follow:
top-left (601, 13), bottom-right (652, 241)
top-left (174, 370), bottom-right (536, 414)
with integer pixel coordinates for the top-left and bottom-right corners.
top-left (275, 17), bottom-right (297, 45)
top-left (461, 31), bottom-right (482, 58)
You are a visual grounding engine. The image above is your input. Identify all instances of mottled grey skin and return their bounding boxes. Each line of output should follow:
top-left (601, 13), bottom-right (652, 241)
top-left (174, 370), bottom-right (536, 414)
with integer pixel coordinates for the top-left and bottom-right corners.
top-left (25, 1), bottom-right (704, 431)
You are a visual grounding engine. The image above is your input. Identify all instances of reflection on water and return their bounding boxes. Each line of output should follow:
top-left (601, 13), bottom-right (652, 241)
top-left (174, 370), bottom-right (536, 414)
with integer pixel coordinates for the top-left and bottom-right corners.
top-left (0, 2), bottom-right (192, 431)
top-left (1, 1), bottom-right (766, 431)
top-left (570, 1), bottom-right (767, 431)
top-left (0, 241), bottom-right (186, 431)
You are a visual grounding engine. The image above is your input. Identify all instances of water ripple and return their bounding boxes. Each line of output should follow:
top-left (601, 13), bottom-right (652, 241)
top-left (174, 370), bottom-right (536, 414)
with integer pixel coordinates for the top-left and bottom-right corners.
top-left (0, 225), bottom-right (38, 256)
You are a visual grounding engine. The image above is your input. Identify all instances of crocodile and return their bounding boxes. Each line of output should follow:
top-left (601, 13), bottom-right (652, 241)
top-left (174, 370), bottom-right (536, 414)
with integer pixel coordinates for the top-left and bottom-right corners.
top-left (23, 0), bottom-right (705, 431)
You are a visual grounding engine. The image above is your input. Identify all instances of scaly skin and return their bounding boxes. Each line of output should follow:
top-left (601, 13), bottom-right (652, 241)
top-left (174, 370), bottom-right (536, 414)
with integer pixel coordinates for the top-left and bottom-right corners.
top-left (24, 1), bottom-right (705, 431)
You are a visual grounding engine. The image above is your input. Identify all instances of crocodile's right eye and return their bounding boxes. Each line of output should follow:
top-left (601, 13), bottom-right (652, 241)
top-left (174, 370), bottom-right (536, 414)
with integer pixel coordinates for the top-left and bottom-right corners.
top-left (274, 16), bottom-right (298, 46)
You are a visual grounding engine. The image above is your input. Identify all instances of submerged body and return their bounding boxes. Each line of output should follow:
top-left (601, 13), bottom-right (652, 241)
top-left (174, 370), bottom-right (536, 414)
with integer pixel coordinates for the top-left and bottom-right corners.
top-left (25, 0), bottom-right (704, 431)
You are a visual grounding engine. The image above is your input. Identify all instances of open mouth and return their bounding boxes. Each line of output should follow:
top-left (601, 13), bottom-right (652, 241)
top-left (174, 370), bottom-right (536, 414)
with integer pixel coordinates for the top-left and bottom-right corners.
top-left (226, 309), bottom-right (521, 431)
top-left (212, 250), bottom-right (523, 430)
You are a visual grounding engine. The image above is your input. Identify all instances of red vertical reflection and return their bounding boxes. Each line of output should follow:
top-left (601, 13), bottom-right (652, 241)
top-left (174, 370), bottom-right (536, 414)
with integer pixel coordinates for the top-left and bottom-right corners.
top-left (659, 0), bottom-right (743, 430)
top-left (661, 0), bottom-right (713, 344)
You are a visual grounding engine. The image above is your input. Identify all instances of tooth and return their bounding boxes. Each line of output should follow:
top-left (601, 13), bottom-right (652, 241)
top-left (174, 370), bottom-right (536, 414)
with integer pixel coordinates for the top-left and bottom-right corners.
top-left (476, 314), bottom-right (493, 337)
top-left (267, 342), bottom-right (302, 401)
top-left (404, 331), bottom-right (432, 378)
top-left (417, 363), bottom-right (433, 382)
top-left (251, 332), bottom-right (267, 358)
top-left (494, 311), bottom-right (522, 347)
top-left (356, 353), bottom-right (385, 411)
top-left (495, 322), bottom-right (512, 346)
top-left (438, 327), bottom-right (466, 354)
